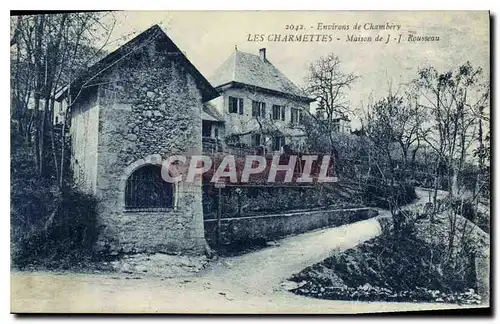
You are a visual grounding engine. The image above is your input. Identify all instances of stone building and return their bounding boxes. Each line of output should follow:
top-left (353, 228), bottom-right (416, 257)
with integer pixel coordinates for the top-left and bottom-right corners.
top-left (57, 25), bottom-right (219, 255)
top-left (209, 48), bottom-right (315, 154)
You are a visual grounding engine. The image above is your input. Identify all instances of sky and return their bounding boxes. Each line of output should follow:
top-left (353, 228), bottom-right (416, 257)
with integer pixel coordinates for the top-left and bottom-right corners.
top-left (100, 11), bottom-right (490, 128)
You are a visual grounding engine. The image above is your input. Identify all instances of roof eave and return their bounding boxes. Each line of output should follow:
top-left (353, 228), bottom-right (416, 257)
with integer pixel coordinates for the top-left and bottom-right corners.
top-left (214, 81), bottom-right (315, 103)
top-left (56, 24), bottom-right (220, 103)
top-left (201, 88), bottom-right (220, 103)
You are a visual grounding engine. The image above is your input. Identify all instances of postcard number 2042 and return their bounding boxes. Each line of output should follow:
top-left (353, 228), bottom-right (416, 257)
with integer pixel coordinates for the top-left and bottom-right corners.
top-left (285, 24), bottom-right (305, 31)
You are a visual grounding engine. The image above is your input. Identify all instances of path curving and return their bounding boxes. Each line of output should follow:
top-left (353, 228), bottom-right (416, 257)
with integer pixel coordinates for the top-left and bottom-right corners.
top-left (12, 188), bottom-right (474, 313)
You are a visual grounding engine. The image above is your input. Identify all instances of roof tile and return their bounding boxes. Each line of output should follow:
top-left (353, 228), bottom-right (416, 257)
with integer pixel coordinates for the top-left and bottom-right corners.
top-left (209, 50), bottom-right (309, 100)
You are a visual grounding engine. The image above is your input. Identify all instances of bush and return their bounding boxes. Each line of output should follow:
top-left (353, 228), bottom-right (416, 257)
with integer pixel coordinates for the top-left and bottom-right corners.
top-left (392, 210), bottom-right (417, 237)
top-left (202, 182), bottom-right (364, 218)
top-left (290, 228), bottom-right (479, 303)
top-left (450, 198), bottom-right (489, 233)
top-left (10, 143), bottom-right (61, 236)
top-left (11, 123), bottom-right (100, 269)
top-left (11, 142), bottom-right (99, 269)
top-left (363, 180), bottom-right (416, 209)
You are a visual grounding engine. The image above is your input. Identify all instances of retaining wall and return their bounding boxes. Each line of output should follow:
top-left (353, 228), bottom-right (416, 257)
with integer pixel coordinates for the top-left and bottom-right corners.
top-left (204, 207), bottom-right (379, 246)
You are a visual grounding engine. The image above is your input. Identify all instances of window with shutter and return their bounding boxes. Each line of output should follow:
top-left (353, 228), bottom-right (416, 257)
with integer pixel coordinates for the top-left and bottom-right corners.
top-left (238, 98), bottom-right (244, 115)
top-left (272, 105), bottom-right (286, 121)
top-left (228, 96), bottom-right (238, 113)
top-left (252, 101), bottom-right (266, 118)
top-left (251, 134), bottom-right (261, 146)
top-left (272, 136), bottom-right (285, 151)
top-left (272, 105), bottom-right (280, 120)
top-left (229, 97), bottom-right (244, 114)
top-left (291, 108), bottom-right (302, 125)
top-left (252, 101), bottom-right (258, 117)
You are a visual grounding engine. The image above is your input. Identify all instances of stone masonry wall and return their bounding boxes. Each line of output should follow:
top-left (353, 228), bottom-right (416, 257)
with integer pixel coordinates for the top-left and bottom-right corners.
top-left (93, 40), bottom-right (206, 255)
top-left (204, 207), bottom-right (379, 246)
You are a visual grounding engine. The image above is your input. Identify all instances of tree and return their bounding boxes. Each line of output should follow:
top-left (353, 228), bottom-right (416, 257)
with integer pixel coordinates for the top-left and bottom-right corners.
top-left (362, 89), bottom-right (428, 184)
top-left (10, 12), bottom-right (117, 181)
top-left (415, 62), bottom-right (488, 198)
top-left (414, 62), bottom-right (489, 261)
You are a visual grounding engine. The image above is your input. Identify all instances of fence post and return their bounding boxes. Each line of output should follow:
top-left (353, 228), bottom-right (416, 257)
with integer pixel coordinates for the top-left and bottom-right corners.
top-left (236, 188), bottom-right (242, 217)
top-left (215, 181), bottom-right (225, 245)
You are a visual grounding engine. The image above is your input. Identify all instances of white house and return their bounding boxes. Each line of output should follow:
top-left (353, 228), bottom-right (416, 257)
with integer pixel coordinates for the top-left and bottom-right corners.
top-left (208, 48), bottom-right (315, 153)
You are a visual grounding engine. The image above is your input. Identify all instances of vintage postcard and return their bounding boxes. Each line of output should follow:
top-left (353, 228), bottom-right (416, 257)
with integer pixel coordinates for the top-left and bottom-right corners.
top-left (10, 10), bottom-right (490, 314)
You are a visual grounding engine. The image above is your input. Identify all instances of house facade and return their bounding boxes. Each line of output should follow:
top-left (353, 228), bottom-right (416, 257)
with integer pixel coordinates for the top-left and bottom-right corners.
top-left (315, 100), bottom-right (352, 134)
top-left (208, 48), bottom-right (315, 154)
top-left (332, 117), bottom-right (352, 134)
top-left (201, 102), bottom-right (225, 153)
top-left (58, 25), bottom-right (219, 255)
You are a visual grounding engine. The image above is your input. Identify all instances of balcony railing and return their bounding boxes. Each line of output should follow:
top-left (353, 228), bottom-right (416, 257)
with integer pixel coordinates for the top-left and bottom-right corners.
top-left (202, 137), bottom-right (223, 153)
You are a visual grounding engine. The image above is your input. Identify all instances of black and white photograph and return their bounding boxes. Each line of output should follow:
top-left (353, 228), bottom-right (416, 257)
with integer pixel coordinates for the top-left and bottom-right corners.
top-left (9, 10), bottom-right (491, 314)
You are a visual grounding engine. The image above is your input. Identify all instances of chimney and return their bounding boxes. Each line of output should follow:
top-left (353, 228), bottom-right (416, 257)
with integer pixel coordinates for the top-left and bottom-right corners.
top-left (259, 48), bottom-right (267, 62)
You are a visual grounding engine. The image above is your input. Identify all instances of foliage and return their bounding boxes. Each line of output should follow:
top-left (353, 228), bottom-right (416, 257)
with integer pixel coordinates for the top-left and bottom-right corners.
top-left (202, 182), bottom-right (365, 218)
top-left (362, 93), bottom-right (426, 184)
top-left (12, 188), bottom-right (100, 269)
top-left (450, 197), bottom-right (490, 233)
top-left (362, 180), bottom-right (416, 209)
top-left (10, 13), bottom-right (121, 269)
top-left (11, 122), bottom-right (99, 269)
top-left (290, 219), bottom-right (480, 304)
top-left (414, 62), bottom-right (489, 200)
top-left (11, 141), bottom-right (61, 242)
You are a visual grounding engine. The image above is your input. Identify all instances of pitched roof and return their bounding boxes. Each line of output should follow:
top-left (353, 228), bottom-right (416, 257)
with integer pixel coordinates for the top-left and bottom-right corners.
top-left (56, 24), bottom-right (219, 103)
top-left (209, 50), bottom-right (313, 102)
top-left (202, 102), bottom-right (224, 122)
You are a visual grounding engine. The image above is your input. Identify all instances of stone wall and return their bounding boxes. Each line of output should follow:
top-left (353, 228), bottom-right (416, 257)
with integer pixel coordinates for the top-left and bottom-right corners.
top-left (87, 39), bottom-right (206, 254)
top-left (204, 207), bottom-right (379, 246)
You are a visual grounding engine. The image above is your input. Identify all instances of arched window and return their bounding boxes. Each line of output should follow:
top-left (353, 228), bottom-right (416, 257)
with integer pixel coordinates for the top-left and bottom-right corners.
top-left (125, 164), bottom-right (173, 210)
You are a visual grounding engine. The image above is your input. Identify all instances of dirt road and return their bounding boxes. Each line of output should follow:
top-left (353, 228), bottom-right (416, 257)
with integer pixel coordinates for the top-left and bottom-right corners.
top-left (12, 188), bottom-right (474, 313)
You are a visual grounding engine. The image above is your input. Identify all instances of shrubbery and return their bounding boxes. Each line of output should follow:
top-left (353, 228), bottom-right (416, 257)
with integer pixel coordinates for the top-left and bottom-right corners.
top-left (289, 191), bottom-right (486, 305)
top-left (12, 188), bottom-right (100, 269)
top-left (450, 198), bottom-right (490, 233)
top-left (11, 132), bottom-right (100, 269)
top-left (203, 181), bottom-right (372, 219)
top-left (290, 218), bottom-right (480, 304)
top-left (362, 180), bottom-right (417, 209)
